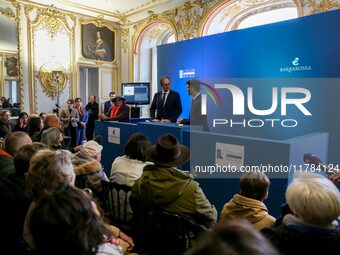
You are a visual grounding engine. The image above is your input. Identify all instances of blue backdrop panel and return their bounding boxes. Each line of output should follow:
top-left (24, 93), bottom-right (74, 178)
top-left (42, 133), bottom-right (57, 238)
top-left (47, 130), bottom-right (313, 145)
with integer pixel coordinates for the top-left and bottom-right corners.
top-left (182, 130), bottom-right (329, 216)
top-left (95, 120), bottom-right (137, 176)
top-left (158, 10), bottom-right (340, 164)
top-left (137, 122), bottom-right (190, 143)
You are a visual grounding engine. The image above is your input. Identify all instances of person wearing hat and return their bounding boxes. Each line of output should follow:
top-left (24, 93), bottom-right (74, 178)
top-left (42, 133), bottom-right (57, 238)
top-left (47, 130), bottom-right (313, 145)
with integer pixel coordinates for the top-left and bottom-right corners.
top-left (71, 140), bottom-right (109, 199)
top-left (177, 79), bottom-right (208, 131)
top-left (99, 95), bottom-right (130, 122)
top-left (130, 134), bottom-right (217, 228)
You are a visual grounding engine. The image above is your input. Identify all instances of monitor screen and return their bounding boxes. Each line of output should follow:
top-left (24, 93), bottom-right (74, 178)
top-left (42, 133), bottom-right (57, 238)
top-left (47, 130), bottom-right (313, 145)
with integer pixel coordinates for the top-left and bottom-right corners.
top-left (122, 82), bottom-right (150, 105)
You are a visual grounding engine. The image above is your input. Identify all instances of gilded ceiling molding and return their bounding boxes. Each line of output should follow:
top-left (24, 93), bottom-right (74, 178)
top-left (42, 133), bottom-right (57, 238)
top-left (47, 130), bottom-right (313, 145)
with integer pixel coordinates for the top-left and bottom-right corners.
top-left (304, 0), bottom-right (340, 14)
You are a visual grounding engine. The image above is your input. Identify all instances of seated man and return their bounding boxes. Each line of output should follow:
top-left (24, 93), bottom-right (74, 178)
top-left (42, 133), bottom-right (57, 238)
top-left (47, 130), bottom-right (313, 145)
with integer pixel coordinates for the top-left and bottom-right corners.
top-left (99, 96), bottom-right (130, 122)
top-left (220, 172), bottom-right (275, 230)
top-left (131, 134), bottom-right (217, 227)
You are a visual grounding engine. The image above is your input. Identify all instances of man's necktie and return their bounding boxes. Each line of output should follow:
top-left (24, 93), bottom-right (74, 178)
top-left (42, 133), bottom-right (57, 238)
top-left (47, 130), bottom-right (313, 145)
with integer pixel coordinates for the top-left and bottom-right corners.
top-left (161, 92), bottom-right (166, 107)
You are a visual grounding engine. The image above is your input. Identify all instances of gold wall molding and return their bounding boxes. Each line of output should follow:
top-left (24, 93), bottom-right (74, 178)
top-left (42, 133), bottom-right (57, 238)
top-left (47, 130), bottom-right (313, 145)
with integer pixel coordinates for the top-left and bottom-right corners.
top-left (28, 6), bottom-right (75, 113)
top-left (121, 28), bottom-right (130, 54)
top-left (304, 0), bottom-right (340, 14)
top-left (0, 5), bottom-right (16, 20)
top-left (38, 63), bottom-right (67, 98)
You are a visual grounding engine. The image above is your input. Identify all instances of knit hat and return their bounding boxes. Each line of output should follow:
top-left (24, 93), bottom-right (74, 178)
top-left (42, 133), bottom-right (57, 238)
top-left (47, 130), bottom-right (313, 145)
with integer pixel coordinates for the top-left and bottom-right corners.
top-left (80, 140), bottom-right (103, 158)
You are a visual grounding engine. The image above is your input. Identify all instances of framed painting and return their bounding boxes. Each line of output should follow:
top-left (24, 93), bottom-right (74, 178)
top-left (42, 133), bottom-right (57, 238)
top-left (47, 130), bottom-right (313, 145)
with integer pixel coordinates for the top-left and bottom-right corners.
top-left (4, 56), bottom-right (18, 77)
top-left (81, 23), bottom-right (115, 63)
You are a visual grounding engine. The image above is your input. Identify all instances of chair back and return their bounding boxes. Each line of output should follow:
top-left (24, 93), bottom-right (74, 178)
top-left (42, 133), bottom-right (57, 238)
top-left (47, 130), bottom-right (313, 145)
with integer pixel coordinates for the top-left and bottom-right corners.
top-left (101, 180), bottom-right (132, 230)
top-left (131, 201), bottom-right (207, 255)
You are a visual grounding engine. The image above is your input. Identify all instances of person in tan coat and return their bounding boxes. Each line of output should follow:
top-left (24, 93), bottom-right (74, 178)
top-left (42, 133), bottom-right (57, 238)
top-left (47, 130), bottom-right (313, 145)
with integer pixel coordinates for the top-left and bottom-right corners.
top-left (220, 172), bottom-right (275, 230)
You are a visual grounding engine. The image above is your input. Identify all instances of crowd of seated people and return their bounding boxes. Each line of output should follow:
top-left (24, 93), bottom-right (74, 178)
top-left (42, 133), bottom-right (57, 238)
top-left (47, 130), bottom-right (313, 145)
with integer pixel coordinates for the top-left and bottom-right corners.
top-left (1, 96), bottom-right (340, 254)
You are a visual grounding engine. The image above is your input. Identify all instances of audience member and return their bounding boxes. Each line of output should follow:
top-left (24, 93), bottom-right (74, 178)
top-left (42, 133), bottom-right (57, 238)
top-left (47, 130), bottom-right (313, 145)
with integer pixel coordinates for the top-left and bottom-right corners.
top-left (24, 149), bottom-right (75, 249)
top-left (0, 143), bottom-right (46, 255)
top-left (29, 186), bottom-right (123, 255)
top-left (72, 140), bottom-right (108, 199)
top-left (131, 134), bottom-right (217, 227)
top-left (39, 112), bottom-right (47, 126)
top-left (220, 172), bottom-right (275, 230)
top-left (27, 114), bottom-right (43, 142)
top-left (13, 111), bottom-right (29, 132)
top-left (60, 98), bottom-right (79, 149)
top-left (104, 91), bottom-right (116, 115)
top-left (150, 76), bottom-right (182, 123)
top-left (187, 220), bottom-right (278, 255)
top-left (262, 172), bottom-right (340, 254)
top-left (99, 96), bottom-right (129, 122)
top-left (0, 109), bottom-right (13, 138)
top-left (110, 133), bottom-right (152, 186)
top-left (41, 127), bottom-right (64, 150)
top-left (42, 114), bottom-right (62, 131)
top-left (75, 97), bottom-right (88, 146)
top-left (0, 131), bottom-right (32, 181)
top-left (86, 95), bottom-right (99, 141)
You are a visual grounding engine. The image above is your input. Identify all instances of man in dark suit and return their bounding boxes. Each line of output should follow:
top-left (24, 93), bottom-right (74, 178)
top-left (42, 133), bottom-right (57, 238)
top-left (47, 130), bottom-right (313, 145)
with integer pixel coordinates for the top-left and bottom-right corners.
top-left (103, 92), bottom-right (116, 115)
top-left (150, 76), bottom-right (182, 123)
top-left (177, 79), bottom-right (208, 131)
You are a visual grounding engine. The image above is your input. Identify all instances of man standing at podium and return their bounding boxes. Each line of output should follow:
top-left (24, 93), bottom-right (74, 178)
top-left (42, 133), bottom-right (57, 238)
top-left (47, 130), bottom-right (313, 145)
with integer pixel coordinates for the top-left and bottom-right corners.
top-left (177, 79), bottom-right (208, 131)
top-left (150, 76), bottom-right (182, 123)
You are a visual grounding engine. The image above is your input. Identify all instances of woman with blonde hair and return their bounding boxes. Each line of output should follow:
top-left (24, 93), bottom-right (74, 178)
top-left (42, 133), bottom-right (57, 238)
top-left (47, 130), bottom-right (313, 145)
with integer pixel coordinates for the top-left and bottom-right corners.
top-left (263, 172), bottom-right (340, 254)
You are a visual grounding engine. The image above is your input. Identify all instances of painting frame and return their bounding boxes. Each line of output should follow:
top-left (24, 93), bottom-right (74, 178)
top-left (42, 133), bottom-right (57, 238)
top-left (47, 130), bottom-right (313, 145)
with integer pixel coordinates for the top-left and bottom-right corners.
top-left (81, 19), bottom-right (116, 64)
top-left (4, 55), bottom-right (18, 77)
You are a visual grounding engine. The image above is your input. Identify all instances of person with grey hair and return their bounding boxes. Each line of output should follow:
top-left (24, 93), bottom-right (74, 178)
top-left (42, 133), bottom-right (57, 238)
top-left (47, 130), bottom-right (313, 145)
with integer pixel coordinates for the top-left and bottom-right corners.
top-left (0, 109), bottom-right (14, 138)
top-left (23, 149), bottom-right (76, 249)
top-left (262, 172), bottom-right (340, 254)
top-left (150, 76), bottom-right (182, 123)
top-left (41, 127), bottom-right (63, 150)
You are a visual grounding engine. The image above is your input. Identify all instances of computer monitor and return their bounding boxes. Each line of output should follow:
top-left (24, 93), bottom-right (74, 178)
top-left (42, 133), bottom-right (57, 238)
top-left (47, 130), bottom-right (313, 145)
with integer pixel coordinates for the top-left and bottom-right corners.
top-left (122, 82), bottom-right (150, 105)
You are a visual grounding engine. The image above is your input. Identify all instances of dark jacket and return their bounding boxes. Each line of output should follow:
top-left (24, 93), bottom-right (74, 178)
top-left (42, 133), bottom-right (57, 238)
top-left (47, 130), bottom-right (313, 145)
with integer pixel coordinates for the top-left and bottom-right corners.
top-left (107, 104), bottom-right (130, 122)
top-left (181, 94), bottom-right (208, 131)
top-left (104, 100), bottom-right (113, 115)
top-left (0, 149), bottom-right (14, 181)
top-left (13, 123), bottom-right (28, 133)
top-left (0, 172), bottom-right (31, 255)
top-left (131, 165), bottom-right (217, 227)
top-left (85, 101), bottom-right (99, 125)
top-left (262, 214), bottom-right (340, 255)
top-left (150, 90), bottom-right (182, 122)
top-left (0, 120), bottom-right (13, 139)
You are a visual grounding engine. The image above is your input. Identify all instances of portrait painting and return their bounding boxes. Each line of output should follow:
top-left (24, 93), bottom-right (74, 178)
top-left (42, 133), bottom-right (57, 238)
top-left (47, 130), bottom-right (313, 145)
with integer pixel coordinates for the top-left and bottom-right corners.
top-left (82, 23), bottom-right (115, 62)
top-left (4, 56), bottom-right (18, 77)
